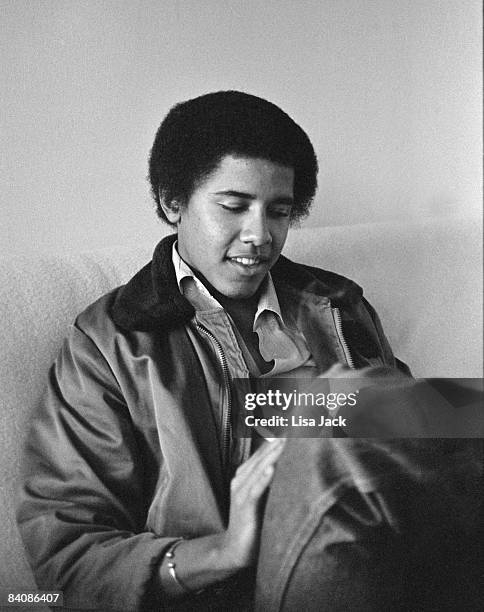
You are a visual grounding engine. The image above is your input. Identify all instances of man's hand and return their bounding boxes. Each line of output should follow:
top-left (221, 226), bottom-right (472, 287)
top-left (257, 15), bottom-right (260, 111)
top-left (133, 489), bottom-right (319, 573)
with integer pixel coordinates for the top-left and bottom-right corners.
top-left (322, 363), bottom-right (481, 437)
top-left (221, 439), bottom-right (286, 568)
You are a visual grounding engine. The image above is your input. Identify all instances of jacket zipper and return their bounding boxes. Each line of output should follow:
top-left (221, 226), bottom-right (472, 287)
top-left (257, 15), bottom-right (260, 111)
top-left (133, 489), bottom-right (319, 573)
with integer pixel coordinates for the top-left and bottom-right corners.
top-left (332, 307), bottom-right (355, 369)
top-left (195, 323), bottom-right (232, 471)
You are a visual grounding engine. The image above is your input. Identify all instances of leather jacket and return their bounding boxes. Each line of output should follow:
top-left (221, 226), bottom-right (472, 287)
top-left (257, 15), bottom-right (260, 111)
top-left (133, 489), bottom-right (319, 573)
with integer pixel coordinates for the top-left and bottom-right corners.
top-left (17, 234), bottom-right (405, 611)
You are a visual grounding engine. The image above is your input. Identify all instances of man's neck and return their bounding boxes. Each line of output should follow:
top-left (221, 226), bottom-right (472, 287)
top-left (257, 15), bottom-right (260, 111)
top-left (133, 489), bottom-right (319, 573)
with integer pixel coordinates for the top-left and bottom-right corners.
top-left (192, 271), bottom-right (274, 373)
top-left (190, 270), bottom-right (260, 329)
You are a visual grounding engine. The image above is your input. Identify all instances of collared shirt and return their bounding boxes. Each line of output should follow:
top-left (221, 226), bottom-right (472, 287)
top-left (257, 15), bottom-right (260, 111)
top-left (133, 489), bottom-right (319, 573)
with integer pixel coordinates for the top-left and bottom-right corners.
top-left (172, 242), bottom-right (316, 377)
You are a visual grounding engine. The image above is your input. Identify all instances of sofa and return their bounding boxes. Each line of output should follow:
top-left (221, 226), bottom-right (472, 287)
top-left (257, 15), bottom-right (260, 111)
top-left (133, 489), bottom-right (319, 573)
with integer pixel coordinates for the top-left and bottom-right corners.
top-left (0, 215), bottom-right (481, 599)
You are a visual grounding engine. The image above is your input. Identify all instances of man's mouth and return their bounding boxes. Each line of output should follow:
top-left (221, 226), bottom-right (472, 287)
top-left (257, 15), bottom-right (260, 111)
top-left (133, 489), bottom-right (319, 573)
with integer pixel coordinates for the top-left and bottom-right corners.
top-left (227, 255), bottom-right (270, 272)
top-left (230, 256), bottom-right (262, 266)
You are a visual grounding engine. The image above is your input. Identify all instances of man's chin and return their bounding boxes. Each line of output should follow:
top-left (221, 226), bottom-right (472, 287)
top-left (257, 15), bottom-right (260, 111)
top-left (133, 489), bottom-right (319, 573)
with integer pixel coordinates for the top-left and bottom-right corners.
top-left (214, 278), bottom-right (265, 300)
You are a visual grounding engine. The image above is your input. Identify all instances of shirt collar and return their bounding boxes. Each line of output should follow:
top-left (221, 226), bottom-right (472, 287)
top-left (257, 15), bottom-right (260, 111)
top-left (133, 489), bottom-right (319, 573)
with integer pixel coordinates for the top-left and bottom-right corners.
top-left (171, 240), bottom-right (283, 324)
top-left (172, 240), bottom-right (217, 304)
top-left (252, 274), bottom-right (283, 331)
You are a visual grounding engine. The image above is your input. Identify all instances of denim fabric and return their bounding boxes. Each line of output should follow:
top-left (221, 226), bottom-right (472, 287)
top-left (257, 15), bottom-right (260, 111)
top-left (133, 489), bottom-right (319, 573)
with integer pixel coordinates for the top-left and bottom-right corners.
top-left (255, 438), bottom-right (483, 612)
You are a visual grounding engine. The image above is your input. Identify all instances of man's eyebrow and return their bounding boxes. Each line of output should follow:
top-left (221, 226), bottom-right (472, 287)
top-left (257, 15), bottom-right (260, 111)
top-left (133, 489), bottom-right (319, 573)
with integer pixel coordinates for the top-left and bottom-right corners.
top-left (212, 190), bottom-right (294, 205)
top-left (212, 190), bottom-right (255, 199)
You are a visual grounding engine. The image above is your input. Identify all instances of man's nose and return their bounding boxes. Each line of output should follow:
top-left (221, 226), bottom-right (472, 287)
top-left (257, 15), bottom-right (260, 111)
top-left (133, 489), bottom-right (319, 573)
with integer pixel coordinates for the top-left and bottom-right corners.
top-left (240, 212), bottom-right (272, 247)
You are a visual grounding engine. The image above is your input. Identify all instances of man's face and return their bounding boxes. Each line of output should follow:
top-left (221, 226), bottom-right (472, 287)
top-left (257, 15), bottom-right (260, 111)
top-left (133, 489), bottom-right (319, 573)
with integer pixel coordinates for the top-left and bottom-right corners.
top-left (166, 155), bottom-right (294, 299)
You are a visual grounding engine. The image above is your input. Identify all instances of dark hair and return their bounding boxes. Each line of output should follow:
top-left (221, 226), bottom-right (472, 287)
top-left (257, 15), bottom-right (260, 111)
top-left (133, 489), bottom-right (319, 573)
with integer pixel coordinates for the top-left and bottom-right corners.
top-left (148, 91), bottom-right (318, 225)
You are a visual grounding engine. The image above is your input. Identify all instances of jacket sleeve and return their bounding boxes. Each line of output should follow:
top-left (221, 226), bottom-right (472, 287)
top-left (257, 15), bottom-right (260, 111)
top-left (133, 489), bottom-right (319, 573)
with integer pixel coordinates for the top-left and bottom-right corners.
top-left (16, 324), bottom-right (175, 611)
top-left (361, 296), bottom-right (412, 376)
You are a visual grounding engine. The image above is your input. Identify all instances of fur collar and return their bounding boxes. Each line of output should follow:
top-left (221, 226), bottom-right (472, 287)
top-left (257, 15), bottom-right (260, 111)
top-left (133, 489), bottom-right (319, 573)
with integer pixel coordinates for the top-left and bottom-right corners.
top-left (111, 234), bottom-right (363, 332)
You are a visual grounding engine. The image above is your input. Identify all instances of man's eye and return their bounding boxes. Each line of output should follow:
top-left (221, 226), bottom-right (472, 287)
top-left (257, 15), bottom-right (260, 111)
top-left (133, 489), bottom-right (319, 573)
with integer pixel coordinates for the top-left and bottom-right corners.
top-left (269, 208), bottom-right (291, 218)
top-left (220, 203), bottom-right (245, 213)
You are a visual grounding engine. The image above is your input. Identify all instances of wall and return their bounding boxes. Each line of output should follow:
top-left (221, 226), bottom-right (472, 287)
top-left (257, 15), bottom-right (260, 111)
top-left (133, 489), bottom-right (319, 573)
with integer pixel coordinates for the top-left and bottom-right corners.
top-left (1, 0), bottom-right (482, 256)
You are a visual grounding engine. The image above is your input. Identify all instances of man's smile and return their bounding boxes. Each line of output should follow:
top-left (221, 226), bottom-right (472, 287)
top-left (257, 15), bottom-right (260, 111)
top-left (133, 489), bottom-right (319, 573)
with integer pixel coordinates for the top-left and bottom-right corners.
top-left (226, 255), bottom-right (271, 275)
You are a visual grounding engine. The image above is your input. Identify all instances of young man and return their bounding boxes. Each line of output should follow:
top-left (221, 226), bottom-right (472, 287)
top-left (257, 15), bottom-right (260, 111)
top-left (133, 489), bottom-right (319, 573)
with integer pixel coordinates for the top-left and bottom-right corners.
top-left (18, 91), bottom-right (411, 610)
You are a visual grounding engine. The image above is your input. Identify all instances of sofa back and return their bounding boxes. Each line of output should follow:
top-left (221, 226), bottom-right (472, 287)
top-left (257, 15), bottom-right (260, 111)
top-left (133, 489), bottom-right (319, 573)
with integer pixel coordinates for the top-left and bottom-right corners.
top-left (0, 216), bottom-right (481, 590)
top-left (284, 215), bottom-right (482, 378)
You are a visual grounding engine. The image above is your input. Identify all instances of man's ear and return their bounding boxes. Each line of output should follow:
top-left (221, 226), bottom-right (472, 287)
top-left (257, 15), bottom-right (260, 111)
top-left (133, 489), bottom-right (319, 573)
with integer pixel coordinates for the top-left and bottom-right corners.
top-left (160, 197), bottom-right (182, 224)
